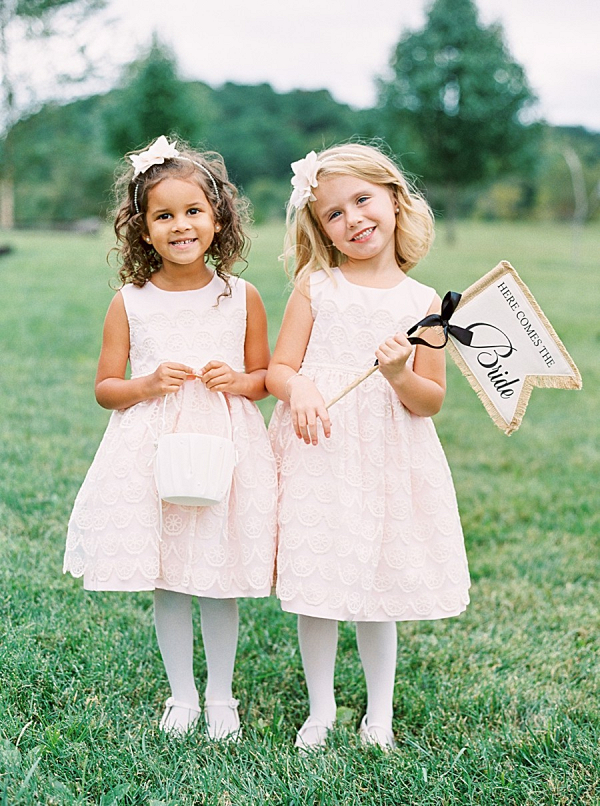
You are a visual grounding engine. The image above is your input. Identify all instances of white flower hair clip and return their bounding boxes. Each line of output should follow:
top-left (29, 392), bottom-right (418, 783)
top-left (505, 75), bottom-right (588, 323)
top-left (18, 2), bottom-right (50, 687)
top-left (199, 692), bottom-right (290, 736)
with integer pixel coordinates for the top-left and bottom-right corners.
top-left (289, 150), bottom-right (322, 210)
top-left (129, 135), bottom-right (221, 214)
top-left (129, 135), bottom-right (180, 177)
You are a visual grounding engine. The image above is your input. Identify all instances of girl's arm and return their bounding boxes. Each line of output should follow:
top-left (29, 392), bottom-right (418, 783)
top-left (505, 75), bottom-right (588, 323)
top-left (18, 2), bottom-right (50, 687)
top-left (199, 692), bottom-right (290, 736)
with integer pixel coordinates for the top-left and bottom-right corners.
top-left (95, 292), bottom-right (193, 410)
top-left (376, 294), bottom-right (446, 417)
top-left (266, 288), bottom-right (331, 445)
top-left (200, 282), bottom-right (270, 401)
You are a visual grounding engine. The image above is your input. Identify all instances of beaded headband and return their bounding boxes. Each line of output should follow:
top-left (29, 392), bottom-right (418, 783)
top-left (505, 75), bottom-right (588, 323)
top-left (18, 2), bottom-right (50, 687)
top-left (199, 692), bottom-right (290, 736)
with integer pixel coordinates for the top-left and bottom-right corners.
top-left (130, 136), bottom-right (220, 214)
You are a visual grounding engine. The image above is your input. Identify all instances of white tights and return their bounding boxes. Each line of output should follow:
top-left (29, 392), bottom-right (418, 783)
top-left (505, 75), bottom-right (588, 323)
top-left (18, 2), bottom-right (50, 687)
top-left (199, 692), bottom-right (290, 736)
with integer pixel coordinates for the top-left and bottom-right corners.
top-left (153, 589), bottom-right (239, 724)
top-left (297, 615), bottom-right (397, 729)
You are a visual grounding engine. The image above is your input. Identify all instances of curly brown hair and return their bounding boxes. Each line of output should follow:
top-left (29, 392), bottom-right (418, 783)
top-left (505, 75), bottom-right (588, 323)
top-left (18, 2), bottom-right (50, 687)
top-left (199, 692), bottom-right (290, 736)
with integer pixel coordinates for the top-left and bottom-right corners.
top-left (111, 138), bottom-right (251, 295)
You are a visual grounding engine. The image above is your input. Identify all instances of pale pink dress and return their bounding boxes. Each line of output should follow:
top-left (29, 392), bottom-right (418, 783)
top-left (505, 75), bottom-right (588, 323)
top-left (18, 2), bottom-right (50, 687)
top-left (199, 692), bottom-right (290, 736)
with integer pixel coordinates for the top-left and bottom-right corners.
top-left (64, 274), bottom-right (277, 597)
top-left (269, 268), bottom-right (470, 622)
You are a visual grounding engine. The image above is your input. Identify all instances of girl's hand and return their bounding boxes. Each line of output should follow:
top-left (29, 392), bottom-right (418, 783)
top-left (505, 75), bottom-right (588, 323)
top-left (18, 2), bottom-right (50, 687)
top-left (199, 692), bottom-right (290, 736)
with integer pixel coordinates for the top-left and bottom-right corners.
top-left (376, 333), bottom-right (414, 385)
top-left (146, 362), bottom-right (195, 397)
top-left (374, 296), bottom-right (446, 417)
top-left (288, 374), bottom-right (331, 445)
top-left (199, 360), bottom-right (243, 394)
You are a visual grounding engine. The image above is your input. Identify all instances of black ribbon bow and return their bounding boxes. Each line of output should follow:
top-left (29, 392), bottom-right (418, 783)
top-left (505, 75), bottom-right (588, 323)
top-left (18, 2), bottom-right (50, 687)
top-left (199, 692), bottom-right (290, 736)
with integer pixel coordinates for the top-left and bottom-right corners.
top-left (406, 290), bottom-right (473, 349)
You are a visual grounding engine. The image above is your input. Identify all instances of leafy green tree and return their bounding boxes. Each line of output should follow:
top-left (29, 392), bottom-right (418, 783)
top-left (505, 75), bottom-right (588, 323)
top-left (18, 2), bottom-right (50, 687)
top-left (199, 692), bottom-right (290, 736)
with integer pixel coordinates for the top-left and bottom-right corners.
top-left (10, 94), bottom-right (115, 224)
top-left (0, 0), bottom-right (105, 228)
top-left (104, 37), bottom-right (207, 157)
top-left (204, 83), bottom-right (360, 187)
top-left (7, 75), bottom-right (371, 225)
top-left (379, 0), bottom-right (540, 238)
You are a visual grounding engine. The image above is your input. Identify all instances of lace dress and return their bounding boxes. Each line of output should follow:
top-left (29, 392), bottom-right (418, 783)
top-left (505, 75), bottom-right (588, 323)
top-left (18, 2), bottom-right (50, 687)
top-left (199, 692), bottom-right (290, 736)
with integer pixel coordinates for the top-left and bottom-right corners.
top-left (269, 268), bottom-right (470, 622)
top-left (64, 274), bottom-right (277, 597)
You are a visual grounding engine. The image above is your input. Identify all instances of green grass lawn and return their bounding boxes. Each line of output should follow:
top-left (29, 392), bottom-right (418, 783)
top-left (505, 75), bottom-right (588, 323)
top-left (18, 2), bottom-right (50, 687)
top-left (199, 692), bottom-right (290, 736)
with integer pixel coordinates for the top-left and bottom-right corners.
top-left (0, 221), bottom-right (598, 805)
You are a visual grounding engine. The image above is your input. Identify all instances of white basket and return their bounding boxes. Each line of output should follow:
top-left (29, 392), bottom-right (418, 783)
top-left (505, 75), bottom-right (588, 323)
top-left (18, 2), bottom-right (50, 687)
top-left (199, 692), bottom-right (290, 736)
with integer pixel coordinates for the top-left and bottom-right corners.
top-left (154, 391), bottom-right (236, 507)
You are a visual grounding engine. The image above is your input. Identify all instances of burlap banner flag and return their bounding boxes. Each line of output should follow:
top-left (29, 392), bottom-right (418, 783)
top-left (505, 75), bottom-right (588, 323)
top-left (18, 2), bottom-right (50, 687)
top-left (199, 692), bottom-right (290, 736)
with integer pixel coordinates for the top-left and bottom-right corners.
top-left (444, 261), bottom-right (582, 435)
top-left (326, 261), bottom-right (582, 436)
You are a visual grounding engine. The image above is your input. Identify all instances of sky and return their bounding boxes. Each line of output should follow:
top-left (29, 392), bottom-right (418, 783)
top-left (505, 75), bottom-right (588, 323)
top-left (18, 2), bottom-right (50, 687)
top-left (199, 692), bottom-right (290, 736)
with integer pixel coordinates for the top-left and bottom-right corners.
top-left (14, 0), bottom-right (600, 132)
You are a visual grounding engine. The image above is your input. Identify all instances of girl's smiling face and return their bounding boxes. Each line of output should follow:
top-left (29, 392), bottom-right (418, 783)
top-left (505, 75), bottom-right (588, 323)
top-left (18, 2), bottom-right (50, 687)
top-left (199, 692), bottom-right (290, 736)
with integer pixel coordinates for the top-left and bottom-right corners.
top-left (312, 174), bottom-right (398, 267)
top-left (144, 177), bottom-right (218, 273)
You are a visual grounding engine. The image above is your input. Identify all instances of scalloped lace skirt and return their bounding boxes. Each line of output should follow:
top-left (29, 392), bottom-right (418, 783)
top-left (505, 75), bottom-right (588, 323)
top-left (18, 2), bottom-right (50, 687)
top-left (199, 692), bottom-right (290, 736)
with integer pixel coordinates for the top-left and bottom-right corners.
top-left (269, 367), bottom-right (470, 622)
top-left (64, 381), bottom-right (277, 597)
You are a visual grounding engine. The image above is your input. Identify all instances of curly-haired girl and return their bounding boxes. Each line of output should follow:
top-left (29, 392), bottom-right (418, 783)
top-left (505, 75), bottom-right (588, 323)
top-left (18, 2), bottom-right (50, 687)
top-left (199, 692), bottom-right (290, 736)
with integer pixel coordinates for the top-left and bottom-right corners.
top-left (64, 136), bottom-right (277, 741)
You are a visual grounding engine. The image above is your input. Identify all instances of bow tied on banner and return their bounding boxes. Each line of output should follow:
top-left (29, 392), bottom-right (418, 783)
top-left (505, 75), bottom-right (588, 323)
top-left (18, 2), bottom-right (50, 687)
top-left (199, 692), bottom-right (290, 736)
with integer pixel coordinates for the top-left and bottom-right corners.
top-left (326, 262), bottom-right (582, 435)
top-left (405, 291), bottom-right (474, 349)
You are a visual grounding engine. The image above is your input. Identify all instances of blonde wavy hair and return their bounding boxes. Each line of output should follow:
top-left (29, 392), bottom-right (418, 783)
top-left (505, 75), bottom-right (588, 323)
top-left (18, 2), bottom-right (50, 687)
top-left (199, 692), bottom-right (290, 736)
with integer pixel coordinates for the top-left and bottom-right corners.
top-left (285, 143), bottom-right (434, 288)
top-left (111, 138), bottom-right (251, 295)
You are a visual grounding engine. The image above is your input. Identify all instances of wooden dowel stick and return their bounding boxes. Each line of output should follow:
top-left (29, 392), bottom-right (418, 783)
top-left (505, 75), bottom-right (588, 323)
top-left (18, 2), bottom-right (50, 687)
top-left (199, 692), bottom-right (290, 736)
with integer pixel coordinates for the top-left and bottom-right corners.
top-left (326, 364), bottom-right (379, 409)
top-left (324, 324), bottom-right (442, 410)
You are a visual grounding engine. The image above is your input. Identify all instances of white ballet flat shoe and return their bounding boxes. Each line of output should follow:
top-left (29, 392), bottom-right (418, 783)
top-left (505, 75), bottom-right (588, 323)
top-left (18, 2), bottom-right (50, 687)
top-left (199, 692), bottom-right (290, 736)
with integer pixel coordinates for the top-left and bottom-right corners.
top-left (204, 698), bottom-right (242, 742)
top-left (159, 697), bottom-right (201, 736)
top-left (294, 716), bottom-right (334, 752)
top-left (358, 715), bottom-right (396, 751)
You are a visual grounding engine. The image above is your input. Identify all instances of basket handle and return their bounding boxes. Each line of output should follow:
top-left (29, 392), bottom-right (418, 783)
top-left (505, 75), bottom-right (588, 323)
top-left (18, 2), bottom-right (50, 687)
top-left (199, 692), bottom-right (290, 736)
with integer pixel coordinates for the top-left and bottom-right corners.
top-left (213, 389), bottom-right (233, 441)
top-left (160, 385), bottom-right (232, 440)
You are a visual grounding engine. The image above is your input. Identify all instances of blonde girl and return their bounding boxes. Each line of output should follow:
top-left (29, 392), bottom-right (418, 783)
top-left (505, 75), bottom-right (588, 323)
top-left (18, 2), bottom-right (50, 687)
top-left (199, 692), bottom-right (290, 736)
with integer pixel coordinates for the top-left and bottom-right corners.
top-left (267, 143), bottom-right (470, 750)
top-left (64, 136), bottom-right (277, 740)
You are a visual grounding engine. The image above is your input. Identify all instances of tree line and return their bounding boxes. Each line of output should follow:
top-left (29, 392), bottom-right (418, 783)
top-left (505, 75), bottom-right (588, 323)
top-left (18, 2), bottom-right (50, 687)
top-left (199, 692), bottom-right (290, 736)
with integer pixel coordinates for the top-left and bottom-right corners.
top-left (3, 0), bottom-right (600, 229)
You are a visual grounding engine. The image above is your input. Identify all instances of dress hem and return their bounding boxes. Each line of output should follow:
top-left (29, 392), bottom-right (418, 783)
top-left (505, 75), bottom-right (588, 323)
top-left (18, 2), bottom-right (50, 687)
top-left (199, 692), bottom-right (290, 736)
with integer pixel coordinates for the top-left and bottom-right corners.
top-left (69, 574), bottom-right (273, 599)
top-left (278, 599), bottom-right (470, 623)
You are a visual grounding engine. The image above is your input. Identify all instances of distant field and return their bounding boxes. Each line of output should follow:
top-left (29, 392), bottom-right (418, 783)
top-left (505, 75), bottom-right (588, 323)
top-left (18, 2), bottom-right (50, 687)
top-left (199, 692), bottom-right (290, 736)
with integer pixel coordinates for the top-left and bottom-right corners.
top-left (0, 222), bottom-right (598, 804)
